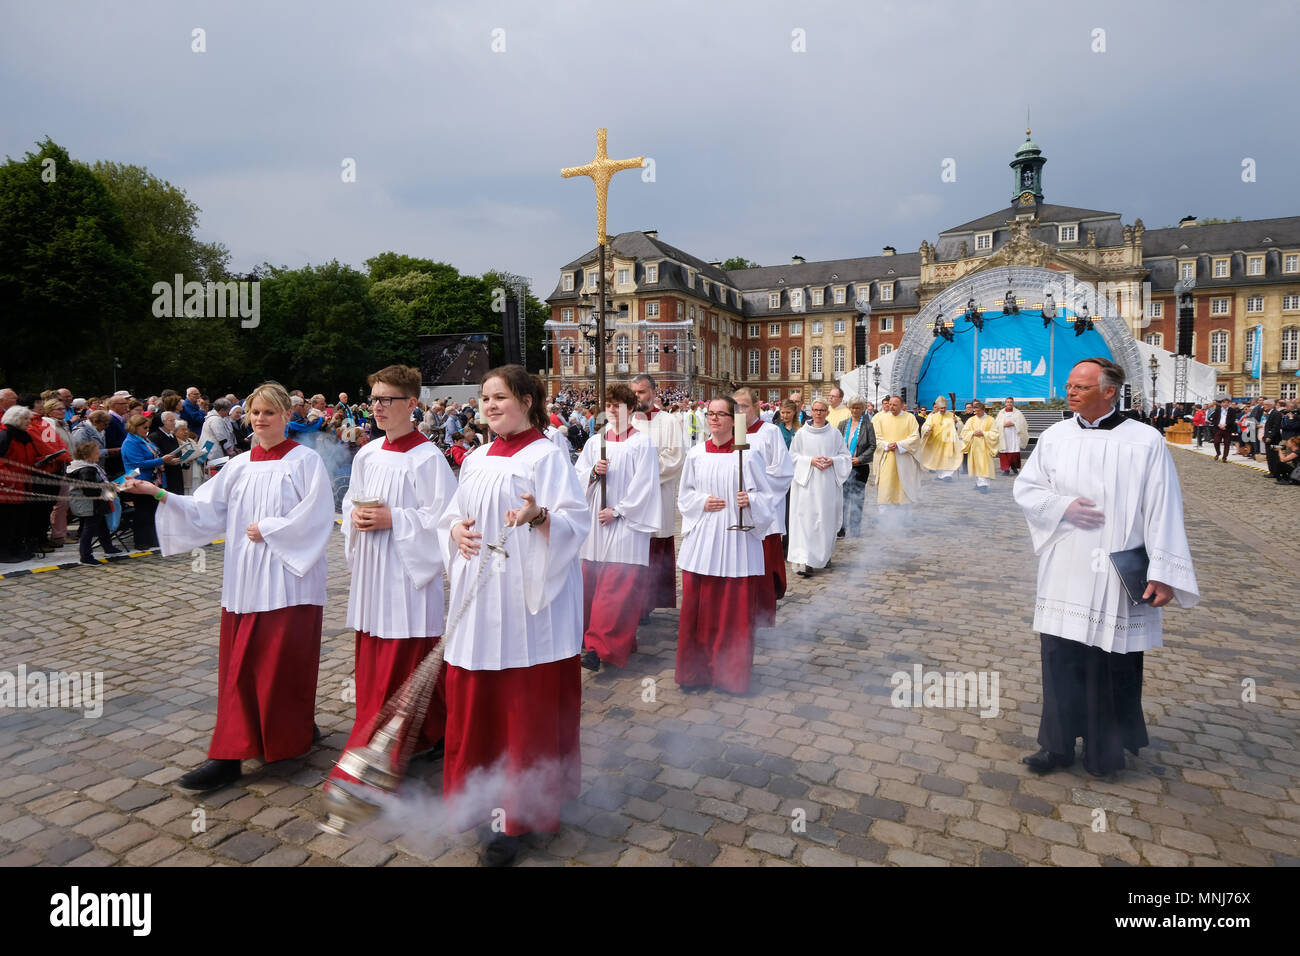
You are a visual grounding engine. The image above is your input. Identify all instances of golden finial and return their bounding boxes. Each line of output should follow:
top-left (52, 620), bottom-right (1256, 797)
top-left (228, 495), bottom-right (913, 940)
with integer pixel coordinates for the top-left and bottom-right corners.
top-left (561, 129), bottom-right (644, 246)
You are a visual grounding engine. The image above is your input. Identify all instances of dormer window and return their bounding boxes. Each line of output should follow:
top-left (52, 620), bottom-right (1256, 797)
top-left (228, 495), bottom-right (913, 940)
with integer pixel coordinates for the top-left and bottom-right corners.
top-left (790, 289), bottom-right (803, 308)
top-left (646, 264), bottom-right (659, 282)
top-left (1059, 224), bottom-right (1077, 243)
top-left (1247, 256), bottom-right (1264, 276)
top-left (880, 283), bottom-right (894, 302)
top-left (587, 272), bottom-right (598, 289)
top-left (1213, 258), bottom-right (1229, 279)
top-left (687, 270), bottom-right (696, 288)
top-left (769, 292), bottom-right (781, 308)
top-left (562, 273), bottom-right (574, 292)
top-left (616, 267), bottom-right (630, 285)
top-left (975, 232), bottom-right (993, 252)
top-left (833, 287), bottom-right (846, 305)
top-left (811, 289), bottom-right (824, 306)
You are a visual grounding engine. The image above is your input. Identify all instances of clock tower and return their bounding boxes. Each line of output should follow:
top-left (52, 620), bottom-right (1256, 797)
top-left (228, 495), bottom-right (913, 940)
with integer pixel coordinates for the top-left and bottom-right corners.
top-left (1009, 129), bottom-right (1045, 212)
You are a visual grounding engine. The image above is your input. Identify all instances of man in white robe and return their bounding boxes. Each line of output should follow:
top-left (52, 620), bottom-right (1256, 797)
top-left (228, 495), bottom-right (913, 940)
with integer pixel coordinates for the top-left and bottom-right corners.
top-left (995, 397), bottom-right (1028, 475)
top-left (630, 374), bottom-right (684, 615)
top-left (1013, 358), bottom-right (1199, 777)
top-left (575, 385), bottom-right (662, 670)
top-left (733, 387), bottom-right (795, 627)
top-left (788, 399), bottom-right (851, 576)
top-left (335, 365), bottom-right (457, 782)
top-left (546, 422), bottom-right (573, 459)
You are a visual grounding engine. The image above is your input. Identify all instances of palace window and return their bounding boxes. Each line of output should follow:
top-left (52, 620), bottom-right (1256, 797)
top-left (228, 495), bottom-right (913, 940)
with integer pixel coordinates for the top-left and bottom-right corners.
top-left (1213, 258), bottom-right (1229, 278)
top-left (1147, 301), bottom-right (1163, 319)
top-left (1285, 254), bottom-right (1299, 274)
top-left (834, 319), bottom-right (846, 333)
top-left (562, 273), bottom-right (574, 291)
top-left (1179, 261), bottom-right (1195, 281)
top-left (748, 349), bottom-right (760, 375)
top-left (689, 306), bottom-right (696, 321)
top-left (1210, 330), bottom-right (1229, 364)
top-left (748, 324), bottom-right (760, 338)
top-left (768, 348), bottom-right (781, 377)
top-left (790, 322), bottom-right (802, 335)
top-left (561, 307), bottom-right (573, 322)
top-left (769, 323), bottom-right (781, 337)
top-left (1059, 224), bottom-right (1077, 242)
top-left (647, 331), bottom-right (660, 360)
top-left (880, 284), bottom-right (894, 301)
top-left (1283, 383), bottom-right (1298, 400)
top-left (878, 344), bottom-right (893, 357)
top-left (1210, 298), bottom-right (1230, 316)
top-left (1247, 295), bottom-right (1264, 313)
top-left (812, 321), bottom-right (823, 335)
top-left (975, 233), bottom-right (993, 251)
top-left (1244, 383), bottom-right (1260, 398)
top-left (617, 268), bottom-right (630, 285)
top-left (880, 316), bottom-right (893, 332)
top-left (1284, 294), bottom-right (1300, 311)
top-left (769, 292), bottom-right (781, 308)
top-left (1247, 256), bottom-right (1264, 276)
top-left (646, 264), bottom-right (659, 282)
top-left (791, 290), bottom-right (803, 309)
top-left (711, 345), bottom-right (716, 374)
top-left (834, 287), bottom-right (846, 304)
top-left (833, 345), bottom-right (846, 375)
top-left (676, 301), bottom-right (684, 320)
top-left (1282, 328), bottom-right (1299, 363)
top-left (811, 289), bottom-right (824, 306)
top-left (1145, 332), bottom-right (1163, 348)
top-left (561, 343), bottom-right (574, 370)
top-left (687, 270), bottom-right (695, 288)
top-left (615, 335), bottom-right (630, 366)
top-left (810, 346), bottom-right (823, 375)
top-left (768, 390), bottom-right (780, 403)
top-left (789, 347), bottom-right (802, 375)
top-left (711, 315), bottom-right (717, 331)
top-left (702, 279), bottom-right (710, 295)
top-left (587, 272), bottom-right (598, 289)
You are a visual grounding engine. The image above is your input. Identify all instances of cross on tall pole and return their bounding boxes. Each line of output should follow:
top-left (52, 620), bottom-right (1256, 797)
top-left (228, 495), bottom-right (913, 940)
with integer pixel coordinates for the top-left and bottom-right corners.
top-left (562, 129), bottom-right (644, 508)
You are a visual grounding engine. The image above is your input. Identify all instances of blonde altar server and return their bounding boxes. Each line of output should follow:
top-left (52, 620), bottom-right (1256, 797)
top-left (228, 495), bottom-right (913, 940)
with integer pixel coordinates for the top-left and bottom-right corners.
top-left (630, 374), bottom-right (684, 614)
top-left (331, 365), bottom-right (457, 787)
top-left (122, 381), bottom-right (334, 791)
top-left (870, 394), bottom-right (922, 509)
top-left (788, 399), bottom-right (852, 576)
top-left (675, 396), bottom-right (776, 694)
top-left (995, 397), bottom-right (1029, 475)
top-left (576, 383), bottom-right (662, 670)
top-left (732, 387), bottom-right (794, 628)
top-left (1013, 358), bottom-right (1198, 777)
top-left (960, 401), bottom-right (1000, 493)
top-left (918, 395), bottom-right (964, 479)
top-left (438, 365), bottom-right (590, 867)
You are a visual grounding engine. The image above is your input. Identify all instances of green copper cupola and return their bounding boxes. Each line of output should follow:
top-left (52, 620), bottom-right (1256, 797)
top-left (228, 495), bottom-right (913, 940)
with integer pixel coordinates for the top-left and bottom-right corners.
top-left (1010, 128), bottom-right (1045, 209)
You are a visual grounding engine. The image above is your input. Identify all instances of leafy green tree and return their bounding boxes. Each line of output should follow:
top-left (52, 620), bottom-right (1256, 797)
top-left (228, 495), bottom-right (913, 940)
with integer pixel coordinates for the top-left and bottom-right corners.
top-left (721, 256), bottom-right (761, 270)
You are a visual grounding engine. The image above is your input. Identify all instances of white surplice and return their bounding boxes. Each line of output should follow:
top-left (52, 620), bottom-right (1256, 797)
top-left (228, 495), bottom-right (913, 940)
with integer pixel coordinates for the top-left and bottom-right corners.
top-left (342, 438), bottom-right (457, 639)
top-left (787, 423), bottom-right (852, 568)
top-left (631, 408), bottom-right (684, 540)
top-left (996, 408), bottom-right (1028, 454)
top-left (435, 435), bottom-right (590, 670)
top-left (1013, 415), bottom-right (1200, 653)
top-left (745, 420), bottom-right (795, 535)
top-left (677, 442), bottom-right (776, 579)
top-left (156, 443), bottom-right (334, 613)
top-left (574, 429), bottom-right (662, 565)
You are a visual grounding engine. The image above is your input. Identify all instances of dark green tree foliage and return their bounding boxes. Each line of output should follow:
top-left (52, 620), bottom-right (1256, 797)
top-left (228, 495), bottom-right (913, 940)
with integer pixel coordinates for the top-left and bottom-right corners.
top-left (0, 139), bottom-right (147, 392)
top-left (721, 256), bottom-right (761, 270)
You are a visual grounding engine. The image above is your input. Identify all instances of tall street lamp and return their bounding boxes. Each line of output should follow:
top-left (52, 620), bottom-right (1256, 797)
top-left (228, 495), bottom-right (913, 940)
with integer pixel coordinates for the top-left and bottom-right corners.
top-left (1149, 353), bottom-right (1160, 411)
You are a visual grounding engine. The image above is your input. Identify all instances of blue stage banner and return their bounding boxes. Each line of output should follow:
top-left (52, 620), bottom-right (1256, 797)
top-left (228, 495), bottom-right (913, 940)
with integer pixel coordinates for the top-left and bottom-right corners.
top-left (1252, 325), bottom-right (1262, 380)
top-left (915, 310), bottom-right (1113, 405)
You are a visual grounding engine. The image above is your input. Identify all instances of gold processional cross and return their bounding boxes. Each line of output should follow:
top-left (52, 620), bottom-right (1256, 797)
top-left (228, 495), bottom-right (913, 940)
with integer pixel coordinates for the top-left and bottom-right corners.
top-left (561, 128), bottom-right (644, 246)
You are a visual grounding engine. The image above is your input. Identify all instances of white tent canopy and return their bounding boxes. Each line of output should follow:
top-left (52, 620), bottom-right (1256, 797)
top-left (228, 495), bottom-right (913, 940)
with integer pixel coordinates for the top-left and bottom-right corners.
top-left (839, 351), bottom-right (897, 405)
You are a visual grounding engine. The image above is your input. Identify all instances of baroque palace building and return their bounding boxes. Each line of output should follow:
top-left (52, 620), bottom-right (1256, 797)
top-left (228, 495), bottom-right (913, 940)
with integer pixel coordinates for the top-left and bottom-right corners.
top-left (544, 133), bottom-right (1300, 403)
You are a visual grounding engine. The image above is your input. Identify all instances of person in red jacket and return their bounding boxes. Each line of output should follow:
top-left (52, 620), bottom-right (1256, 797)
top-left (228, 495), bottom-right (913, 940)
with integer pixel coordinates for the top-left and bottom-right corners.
top-left (1191, 405), bottom-right (1208, 447)
top-left (1, 406), bottom-right (44, 561)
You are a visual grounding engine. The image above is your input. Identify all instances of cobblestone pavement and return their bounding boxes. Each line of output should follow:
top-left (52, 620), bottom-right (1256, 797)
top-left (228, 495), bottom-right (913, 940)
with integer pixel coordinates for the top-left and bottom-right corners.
top-left (1, 448), bottom-right (1297, 867)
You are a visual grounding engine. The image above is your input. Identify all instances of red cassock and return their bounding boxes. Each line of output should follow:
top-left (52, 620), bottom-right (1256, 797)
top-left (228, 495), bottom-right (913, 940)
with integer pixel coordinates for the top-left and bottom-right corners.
top-left (644, 537), bottom-right (678, 610)
top-left (209, 604), bottom-right (323, 762)
top-left (582, 560), bottom-right (643, 667)
top-left (676, 571), bottom-right (761, 694)
top-left (753, 533), bottom-right (787, 627)
top-left (329, 632), bottom-right (447, 784)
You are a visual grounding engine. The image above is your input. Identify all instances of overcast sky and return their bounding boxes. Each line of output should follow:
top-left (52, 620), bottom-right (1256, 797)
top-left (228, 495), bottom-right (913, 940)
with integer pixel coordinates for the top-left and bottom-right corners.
top-left (3, 0), bottom-right (1297, 295)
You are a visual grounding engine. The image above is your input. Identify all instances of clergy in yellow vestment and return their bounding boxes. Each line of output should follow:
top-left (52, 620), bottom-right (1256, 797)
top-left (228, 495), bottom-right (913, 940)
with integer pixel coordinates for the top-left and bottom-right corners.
top-left (918, 396), bottom-right (964, 478)
top-left (869, 395), bottom-right (922, 506)
top-left (960, 401), bottom-right (1000, 491)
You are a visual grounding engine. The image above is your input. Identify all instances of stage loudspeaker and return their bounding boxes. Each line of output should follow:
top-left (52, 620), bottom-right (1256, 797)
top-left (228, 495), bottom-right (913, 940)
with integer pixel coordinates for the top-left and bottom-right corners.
top-left (1177, 302), bottom-right (1194, 357)
top-left (504, 297), bottom-right (523, 366)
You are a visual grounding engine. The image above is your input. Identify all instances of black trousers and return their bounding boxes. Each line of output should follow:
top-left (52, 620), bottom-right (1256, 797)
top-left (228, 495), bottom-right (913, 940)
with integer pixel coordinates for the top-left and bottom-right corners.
top-left (1037, 634), bottom-right (1148, 775)
top-left (131, 493), bottom-right (159, 550)
top-left (78, 514), bottom-right (115, 561)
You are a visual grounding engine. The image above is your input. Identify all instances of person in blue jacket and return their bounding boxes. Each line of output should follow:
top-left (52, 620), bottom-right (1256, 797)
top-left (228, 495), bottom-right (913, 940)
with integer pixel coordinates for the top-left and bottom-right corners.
top-left (121, 413), bottom-right (178, 549)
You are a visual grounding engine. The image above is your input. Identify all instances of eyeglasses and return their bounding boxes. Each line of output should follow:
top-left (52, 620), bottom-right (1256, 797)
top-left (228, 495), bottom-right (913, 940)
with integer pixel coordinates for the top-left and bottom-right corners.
top-left (1063, 384), bottom-right (1098, 393)
top-left (705, 411), bottom-right (733, 419)
top-left (371, 396), bottom-right (408, 407)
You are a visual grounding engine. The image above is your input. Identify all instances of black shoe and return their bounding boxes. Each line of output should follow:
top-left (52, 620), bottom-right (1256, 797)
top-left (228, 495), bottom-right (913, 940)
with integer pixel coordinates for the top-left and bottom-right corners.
top-left (1001, 469), bottom-right (1011, 476)
top-left (1022, 748), bottom-right (1074, 774)
top-left (581, 650), bottom-right (601, 672)
top-left (78, 557), bottom-right (99, 566)
top-left (836, 529), bottom-right (846, 538)
top-left (483, 833), bottom-right (521, 867)
top-left (177, 758), bottom-right (241, 791)
top-left (795, 567), bottom-right (811, 578)
top-left (104, 547), bottom-right (125, 556)
top-left (312, 723), bottom-right (323, 744)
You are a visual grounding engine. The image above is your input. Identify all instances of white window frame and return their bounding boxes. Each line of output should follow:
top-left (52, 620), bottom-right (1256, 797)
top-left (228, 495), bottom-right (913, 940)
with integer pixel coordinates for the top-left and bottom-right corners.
top-left (1247, 256), bottom-right (1264, 276)
top-left (748, 349), bottom-right (760, 375)
top-left (1245, 333), bottom-right (1256, 364)
top-left (790, 289), bottom-right (803, 309)
top-left (769, 292), bottom-right (781, 309)
top-left (615, 334), bottom-right (630, 366)
top-left (1283, 294), bottom-right (1300, 311)
top-left (646, 264), bottom-right (659, 282)
top-left (1282, 382), bottom-right (1298, 400)
top-left (561, 307), bottom-right (573, 322)
top-left (834, 319), bottom-right (846, 333)
top-left (811, 289), bottom-right (824, 306)
top-left (810, 346), bottom-right (823, 375)
top-left (1210, 330), bottom-right (1229, 364)
top-left (833, 287), bottom-right (846, 305)
top-left (687, 270), bottom-right (695, 288)
top-left (812, 321), bottom-right (823, 335)
top-left (646, 301), bottom-right (660, 318)
top-left (562, 273), bottom-right (574, 292)
top-left (1210, 297), bottom-right (1230, 316)
top-left (647, 331), bottom-right (660, 363)
top-left (1285, 254), bottom-right (1299, 274)
top-left (1147, 300), bottom-right (1163, 319)
top-left (767, 390), bottom-right (780, 404)
top-left (616, 267), bottom-right (630, 285)
top-left (1283, 328), bottom-right (1300, 363)
top-left (880, 283), bottom-right (894, 301)
top-left (1059, 224), bottom-right (1077, 243)
top-left (561, 341), bottom-right (574, 370)
top-left (769, 323), bottom-right (781, 337)
top-left (1246, 295), bottom-right (1264, 314)
top-left (768, 349), bottom-right (781, 377)
top-left (789, 347), bottom-right (802, 375)
top-left (711, 315), bottom-right (717, 332)
top-left (1244, 382), bottom-right (1260, 399)
top-left (677, 301), bottom-right (684, 320)
top-left (1144, 332), bottom-right (1163, 347)
top-left (702, 279), bottom-right (710, 295)
top-left (833, 345), bottom-right (846, 375)
top-left (1179, 261), bottom-right (1195, 281)
top-left (1213, 258), bottom-right (1229, 279)
top-left (880, 316), bottom-right (894, 332)
top-left (789, 322), bottom-right (802, 335)
top-left (878, 344), bottom-right (893, 357)
top-left (975, 232), bottom-right (993, 251)
top-left (748, 323), bottom-right (760, 339)
top-left (587, 272), bottom-right (598, 289)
